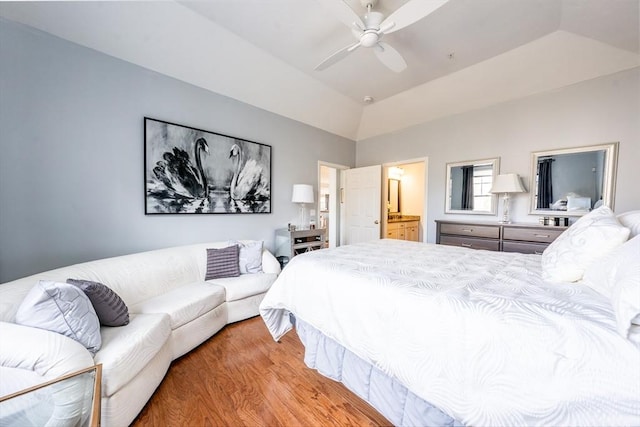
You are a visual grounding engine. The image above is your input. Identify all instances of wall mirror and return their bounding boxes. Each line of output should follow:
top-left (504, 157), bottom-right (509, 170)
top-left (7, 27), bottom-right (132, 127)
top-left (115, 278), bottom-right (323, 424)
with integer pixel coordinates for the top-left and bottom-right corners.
top-left (388, 179), bottom-right (400, 213)
top-left (529, 142), bottom-right (618, 216)
top-left (445, 157), bottom-right (500, 215)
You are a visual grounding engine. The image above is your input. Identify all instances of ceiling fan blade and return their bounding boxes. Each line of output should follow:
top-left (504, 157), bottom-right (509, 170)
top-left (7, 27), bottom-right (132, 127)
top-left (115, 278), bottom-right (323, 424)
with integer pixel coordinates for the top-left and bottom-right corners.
top-left (315, 42), bottom-right (361, 71)
top-left (381, 0), bottom-right (449, 34)
top-left (351, 27), bottom-right (364, 40)
top-left (374, 42), bottom-right (407, 73)
top-left (317, 0), bottom-right (365, 30)
top-left (377, 20), bottom-right (396, 35)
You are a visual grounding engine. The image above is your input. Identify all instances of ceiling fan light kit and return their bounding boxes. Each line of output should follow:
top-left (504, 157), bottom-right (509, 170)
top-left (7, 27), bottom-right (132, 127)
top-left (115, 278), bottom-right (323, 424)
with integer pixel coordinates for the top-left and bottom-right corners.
top-left (315, 0), bottom-right (449, 73)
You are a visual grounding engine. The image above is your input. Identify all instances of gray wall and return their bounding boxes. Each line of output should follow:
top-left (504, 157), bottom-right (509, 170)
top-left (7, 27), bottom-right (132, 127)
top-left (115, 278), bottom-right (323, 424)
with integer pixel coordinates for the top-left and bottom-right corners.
top-left (0, 19), bottom-right (355, 282)
top-left (357, 67), bottom-right (640, 242)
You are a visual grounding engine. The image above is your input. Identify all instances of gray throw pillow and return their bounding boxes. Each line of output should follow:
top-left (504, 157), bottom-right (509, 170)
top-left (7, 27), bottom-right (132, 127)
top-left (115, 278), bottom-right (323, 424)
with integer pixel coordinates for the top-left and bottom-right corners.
top-left (67, 278), bottom-right (130, 327)
top-left (15, 280), bottom-right (102, 354)
top-left (206, 245), bottom-right (240, 280)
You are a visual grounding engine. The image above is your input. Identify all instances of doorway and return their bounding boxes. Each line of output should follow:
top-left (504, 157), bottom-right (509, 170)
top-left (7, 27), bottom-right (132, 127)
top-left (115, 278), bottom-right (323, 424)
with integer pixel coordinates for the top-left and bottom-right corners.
top-left (318, 161), bottom-right (349, 248)
top-left (382, 158), bottom-right (428, 242)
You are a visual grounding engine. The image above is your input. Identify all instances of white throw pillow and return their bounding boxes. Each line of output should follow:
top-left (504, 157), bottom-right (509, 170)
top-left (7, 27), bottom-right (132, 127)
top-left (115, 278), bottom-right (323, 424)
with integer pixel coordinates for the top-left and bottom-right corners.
top-left (15, 280), bottom-right (102, 354)
top-left (542, 206), bottom-right (630, 282)
top-left (228, 240), bottom-right (263, 274)
top-left (617, 210), bottom-right (640, 238)
top-left (607, 236), bottom-right (640, 339)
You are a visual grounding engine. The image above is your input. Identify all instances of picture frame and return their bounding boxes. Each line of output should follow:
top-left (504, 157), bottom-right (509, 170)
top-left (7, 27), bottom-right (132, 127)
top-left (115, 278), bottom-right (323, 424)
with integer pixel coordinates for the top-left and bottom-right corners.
top-left (144, 117), bottom-right (271, 214)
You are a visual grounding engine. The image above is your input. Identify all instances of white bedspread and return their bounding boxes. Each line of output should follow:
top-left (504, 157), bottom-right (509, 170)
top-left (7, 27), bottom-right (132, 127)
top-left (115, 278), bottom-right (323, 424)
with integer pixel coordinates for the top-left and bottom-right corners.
top-left (260, 239), bottom-right (640, 426)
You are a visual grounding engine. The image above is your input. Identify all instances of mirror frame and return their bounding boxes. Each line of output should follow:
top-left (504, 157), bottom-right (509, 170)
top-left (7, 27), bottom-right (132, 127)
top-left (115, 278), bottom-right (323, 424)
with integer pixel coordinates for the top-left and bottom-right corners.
top-left (445, 157), bottom-right (500, 215)
top-left (529, 142), bottom-right (619, 216)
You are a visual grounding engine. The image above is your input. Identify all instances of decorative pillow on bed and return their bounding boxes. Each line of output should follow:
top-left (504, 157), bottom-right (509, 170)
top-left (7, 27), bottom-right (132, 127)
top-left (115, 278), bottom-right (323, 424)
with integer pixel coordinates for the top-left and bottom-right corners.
top-left (617, 210), bottom-right (640, 238)
top-left (628, 324), bottom-right (640, 346)
top-left (228, 240), bottom-right (263, 274)
top-left (606, 236), bottom-right (640, 340)
top-left (541, 206), bottom-right (630, 282)
top-left (67, 278), bottom-right (130, 326)
top-left (205, 245), bottom-right (240, 280)
top-left (15, 280), bottom-right (102, 354)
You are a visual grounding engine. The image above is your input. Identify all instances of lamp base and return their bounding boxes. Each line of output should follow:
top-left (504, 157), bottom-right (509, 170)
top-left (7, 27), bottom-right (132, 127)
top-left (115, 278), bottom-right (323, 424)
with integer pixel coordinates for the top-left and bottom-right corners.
top-left (298, 203), bottom-right (307, 229)
top-left (500, 193), bottom-right (512, 224)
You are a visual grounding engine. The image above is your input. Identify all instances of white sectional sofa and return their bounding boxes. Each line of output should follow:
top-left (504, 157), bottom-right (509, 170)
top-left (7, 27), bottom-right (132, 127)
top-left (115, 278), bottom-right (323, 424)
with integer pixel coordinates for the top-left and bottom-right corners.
top-left (0, 241), bottom-right (280, 427)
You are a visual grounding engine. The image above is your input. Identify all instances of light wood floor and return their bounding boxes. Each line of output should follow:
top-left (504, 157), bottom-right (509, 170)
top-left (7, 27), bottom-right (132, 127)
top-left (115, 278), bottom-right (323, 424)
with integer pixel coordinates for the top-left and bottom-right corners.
top-left (131, 316), bottom-right (391, 426)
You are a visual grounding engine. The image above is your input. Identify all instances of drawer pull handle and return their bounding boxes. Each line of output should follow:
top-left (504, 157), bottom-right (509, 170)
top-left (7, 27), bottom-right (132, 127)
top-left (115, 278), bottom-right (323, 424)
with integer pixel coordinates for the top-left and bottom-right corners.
top-left (462, 228), bottom-right (474, 233)
top-left (534, 251), bottom-right (543, 255)
top-left (534, 234), bottom-right (550, 238)
top-left (461, 243), bottom-right (472, 248)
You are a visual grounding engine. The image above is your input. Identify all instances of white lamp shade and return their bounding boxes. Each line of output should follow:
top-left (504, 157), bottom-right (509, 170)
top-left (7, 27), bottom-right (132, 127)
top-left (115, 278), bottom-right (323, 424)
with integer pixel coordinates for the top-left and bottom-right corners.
top-left (292, 184), bottom-right (314, 203)
top-left (490, 174), bottom-right (526, 194)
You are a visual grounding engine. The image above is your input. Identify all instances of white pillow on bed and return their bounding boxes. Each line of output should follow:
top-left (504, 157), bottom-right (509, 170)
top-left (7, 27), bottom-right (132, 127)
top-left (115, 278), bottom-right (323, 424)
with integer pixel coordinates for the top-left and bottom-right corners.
top-left (542, 206), bottom-right (630, 283)
top-left (617, 210), bottom-right (640, 238)
top-left (606, 236), bottom-right (640, 340)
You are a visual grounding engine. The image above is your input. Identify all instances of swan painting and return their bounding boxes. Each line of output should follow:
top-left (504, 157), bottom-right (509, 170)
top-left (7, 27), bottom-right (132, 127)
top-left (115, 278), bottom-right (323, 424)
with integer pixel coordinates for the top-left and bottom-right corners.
top-left (145, 118), bottom-right (271, 214)
top-left (229, 144), bottom-right (269, 204)
top-left (147, 137), bottom-right (210, 213)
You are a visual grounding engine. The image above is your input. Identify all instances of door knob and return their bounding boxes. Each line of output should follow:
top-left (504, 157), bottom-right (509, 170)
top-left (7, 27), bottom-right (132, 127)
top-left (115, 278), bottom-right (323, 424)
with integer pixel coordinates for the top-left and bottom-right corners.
top-left (374, 220), bottom-right (379, 224)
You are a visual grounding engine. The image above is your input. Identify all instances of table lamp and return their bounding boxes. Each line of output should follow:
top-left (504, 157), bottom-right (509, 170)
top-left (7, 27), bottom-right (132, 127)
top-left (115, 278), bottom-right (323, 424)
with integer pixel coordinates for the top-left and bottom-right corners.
top-left (490, 174), bottom-right (526, 224)
top-left (292, 184), bottom-right (314, 229)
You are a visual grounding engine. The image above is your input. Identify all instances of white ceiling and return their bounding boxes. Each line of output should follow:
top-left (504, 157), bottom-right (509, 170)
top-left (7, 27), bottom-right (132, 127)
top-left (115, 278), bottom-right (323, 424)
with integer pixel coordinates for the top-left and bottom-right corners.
top-left (1, 0), bottom-right (638, 141)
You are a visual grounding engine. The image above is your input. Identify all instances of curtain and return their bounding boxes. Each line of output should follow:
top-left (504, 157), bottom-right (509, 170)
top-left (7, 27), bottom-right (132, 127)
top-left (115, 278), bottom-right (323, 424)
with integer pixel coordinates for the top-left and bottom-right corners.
top-left (461, 166), bottom-right (474, 210)
top-left (537, 158), bottom-right (553, 208)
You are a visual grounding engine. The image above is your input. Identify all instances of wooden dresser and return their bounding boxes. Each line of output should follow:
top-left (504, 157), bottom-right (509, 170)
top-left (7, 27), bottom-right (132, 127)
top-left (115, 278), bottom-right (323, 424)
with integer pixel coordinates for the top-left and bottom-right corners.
top-left (435, 220), bottom-right (567, 254)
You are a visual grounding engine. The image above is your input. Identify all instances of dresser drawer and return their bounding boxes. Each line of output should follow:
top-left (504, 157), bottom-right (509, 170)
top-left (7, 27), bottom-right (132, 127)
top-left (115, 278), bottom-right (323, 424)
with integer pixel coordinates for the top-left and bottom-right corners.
top-left (503, 227), bottom-right (565, 243)
top-left (440, 236), bottom-right (500, 251)
top-left (440, 223), bottom-right (500, 239)
top-left (502, 241), bottom-right (548, 255)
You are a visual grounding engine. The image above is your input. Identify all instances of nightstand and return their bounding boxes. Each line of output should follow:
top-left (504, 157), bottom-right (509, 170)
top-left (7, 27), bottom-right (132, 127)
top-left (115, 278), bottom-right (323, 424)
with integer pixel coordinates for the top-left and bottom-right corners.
top-left (275, 228), bottom-right (326, 260)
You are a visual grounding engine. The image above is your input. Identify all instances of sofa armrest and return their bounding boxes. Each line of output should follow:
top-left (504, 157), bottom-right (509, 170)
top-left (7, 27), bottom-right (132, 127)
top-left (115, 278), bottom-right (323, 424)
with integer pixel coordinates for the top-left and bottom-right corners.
top-left (0, 322), bottom-right (94, 397)
top-left (261, 249), bottom-right (281, 275)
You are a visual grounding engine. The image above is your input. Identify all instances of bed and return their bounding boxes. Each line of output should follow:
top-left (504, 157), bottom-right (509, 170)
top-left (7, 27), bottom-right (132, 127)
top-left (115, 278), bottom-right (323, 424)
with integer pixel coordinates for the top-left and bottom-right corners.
top-left (260, 209), bottom-right (640, 426)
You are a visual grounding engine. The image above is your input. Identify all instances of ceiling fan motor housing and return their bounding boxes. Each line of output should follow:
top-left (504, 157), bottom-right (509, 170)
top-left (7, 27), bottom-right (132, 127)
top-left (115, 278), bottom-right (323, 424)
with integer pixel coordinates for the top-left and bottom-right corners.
top-left (359, 10), bottom-right (384, 46)
top-left (361, 31), bottom-right (379, 47)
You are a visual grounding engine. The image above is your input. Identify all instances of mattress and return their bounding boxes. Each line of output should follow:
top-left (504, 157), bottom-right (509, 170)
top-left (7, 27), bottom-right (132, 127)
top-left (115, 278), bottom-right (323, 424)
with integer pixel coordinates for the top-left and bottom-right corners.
top-left (260, 239), bottom-right (640, 426)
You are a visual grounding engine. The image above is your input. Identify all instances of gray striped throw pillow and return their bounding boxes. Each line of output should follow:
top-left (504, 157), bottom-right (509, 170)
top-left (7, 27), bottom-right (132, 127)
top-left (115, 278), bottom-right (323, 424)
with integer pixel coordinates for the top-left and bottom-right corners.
top-left (206, 245), bottom-right (241, 280)
top-left (67, 278), bottom-right (130, 327)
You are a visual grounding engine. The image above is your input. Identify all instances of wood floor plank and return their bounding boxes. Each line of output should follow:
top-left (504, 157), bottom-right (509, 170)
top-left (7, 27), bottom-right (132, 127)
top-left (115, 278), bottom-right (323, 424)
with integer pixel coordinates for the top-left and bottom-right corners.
top-left (132, 316), bottom-right (391, 426)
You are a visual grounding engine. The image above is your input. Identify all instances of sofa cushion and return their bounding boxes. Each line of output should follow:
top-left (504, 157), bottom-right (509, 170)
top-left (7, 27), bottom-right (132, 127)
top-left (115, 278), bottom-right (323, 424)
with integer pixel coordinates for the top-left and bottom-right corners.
top-left (0, 322), bottom-right (95, 397)
top-left (67, 278), bottom-right (130, 326)
top-left (94, 313), bottom-right (171, 397)
top-left (128, 282), bottom-right (226, 330)
top-left (208, 273), bottom-right (278, 302)
top-left (205, 246), bottom-right (240, 280)
top-left (15, 281), bottom-right (101, 354)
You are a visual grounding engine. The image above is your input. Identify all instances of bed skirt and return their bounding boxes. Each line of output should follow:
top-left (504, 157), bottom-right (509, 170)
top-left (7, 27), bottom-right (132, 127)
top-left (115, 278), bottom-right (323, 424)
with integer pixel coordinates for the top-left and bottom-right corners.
top-left (295, 318), bottom-right (463, 427)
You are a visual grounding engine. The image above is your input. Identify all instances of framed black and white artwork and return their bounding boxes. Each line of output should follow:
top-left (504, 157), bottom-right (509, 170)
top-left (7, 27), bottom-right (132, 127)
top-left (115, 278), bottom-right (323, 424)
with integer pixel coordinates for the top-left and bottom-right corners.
top-left (144, 117), bottom-right (271, 214)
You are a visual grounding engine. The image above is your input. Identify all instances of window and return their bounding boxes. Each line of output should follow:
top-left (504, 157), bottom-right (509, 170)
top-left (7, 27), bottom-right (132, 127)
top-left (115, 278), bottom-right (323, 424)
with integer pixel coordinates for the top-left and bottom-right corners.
top-left (472, 165), bottom-right (493, 212)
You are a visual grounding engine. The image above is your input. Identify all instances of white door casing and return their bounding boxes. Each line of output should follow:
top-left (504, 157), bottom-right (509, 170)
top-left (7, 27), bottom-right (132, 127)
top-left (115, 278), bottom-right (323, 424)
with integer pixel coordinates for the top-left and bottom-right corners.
top-left (343, 165), bottom-right (382, 245)
top-left (318, 161), bottom-right (349, 248)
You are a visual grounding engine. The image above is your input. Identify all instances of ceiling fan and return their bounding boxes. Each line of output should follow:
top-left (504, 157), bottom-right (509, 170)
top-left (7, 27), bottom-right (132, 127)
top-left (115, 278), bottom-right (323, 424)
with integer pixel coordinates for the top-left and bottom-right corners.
top-left (315, 0), bottom-right (448, 73)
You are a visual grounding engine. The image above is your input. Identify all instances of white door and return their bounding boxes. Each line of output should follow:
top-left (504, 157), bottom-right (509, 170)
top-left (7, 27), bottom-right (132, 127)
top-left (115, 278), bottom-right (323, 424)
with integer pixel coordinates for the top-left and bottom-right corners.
top-left (343, 165), bottom-right (382, 245)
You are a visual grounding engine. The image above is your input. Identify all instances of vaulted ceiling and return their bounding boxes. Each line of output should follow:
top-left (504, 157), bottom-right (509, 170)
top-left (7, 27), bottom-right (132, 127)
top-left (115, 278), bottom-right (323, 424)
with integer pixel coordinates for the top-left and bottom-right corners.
top-left (1, 0), bottom-right (638, 141)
